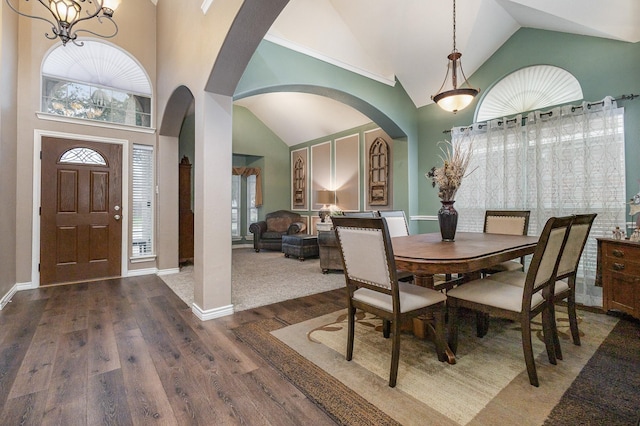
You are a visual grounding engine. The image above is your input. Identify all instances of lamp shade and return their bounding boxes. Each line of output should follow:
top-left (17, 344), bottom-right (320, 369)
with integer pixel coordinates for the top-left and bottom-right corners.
top-left (432, 88), bottom-right (479, 113)
top-left (317, 190), bottom-right (336, 205)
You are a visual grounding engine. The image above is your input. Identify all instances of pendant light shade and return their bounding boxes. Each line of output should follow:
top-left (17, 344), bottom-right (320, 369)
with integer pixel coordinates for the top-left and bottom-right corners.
top-left (431, 0), bottom-right (479, 113)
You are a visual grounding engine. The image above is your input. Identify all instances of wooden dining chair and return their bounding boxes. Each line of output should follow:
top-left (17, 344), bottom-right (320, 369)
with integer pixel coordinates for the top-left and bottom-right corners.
top-left (332, 216), bottom-right (447, 387)
top-left (446, 215), bottom-right (574, 387)
top-left (378, 210), bottom-right (409, 237)
top-left (378, 210), bottom-right (414, 282)
top-left (490, 213), bottom-right (597, 359)
top-left (482, 210), bottom-right (531, 274)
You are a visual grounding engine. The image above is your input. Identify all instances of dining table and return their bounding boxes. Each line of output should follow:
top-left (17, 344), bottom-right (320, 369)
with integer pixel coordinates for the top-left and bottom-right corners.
top-left (391, 231), bottom-right (539, 363)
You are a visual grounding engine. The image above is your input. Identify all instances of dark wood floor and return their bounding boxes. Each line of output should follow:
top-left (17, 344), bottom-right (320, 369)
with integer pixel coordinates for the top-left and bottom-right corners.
top-left (0, 274), bottom-right (346, 425)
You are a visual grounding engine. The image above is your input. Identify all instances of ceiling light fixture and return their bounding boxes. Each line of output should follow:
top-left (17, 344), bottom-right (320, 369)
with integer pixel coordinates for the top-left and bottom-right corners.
top-left (5, 0), bottom-right (120, 47)
top-left (431, 0), bottom-right (479, 113)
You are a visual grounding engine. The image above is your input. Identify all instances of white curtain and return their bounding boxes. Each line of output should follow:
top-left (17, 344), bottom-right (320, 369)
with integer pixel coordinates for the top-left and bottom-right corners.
top-left (454, 96), bottom-right (626, 306)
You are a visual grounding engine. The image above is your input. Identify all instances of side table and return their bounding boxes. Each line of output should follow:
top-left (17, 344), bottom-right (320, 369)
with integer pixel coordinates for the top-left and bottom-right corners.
top-left (318, 230), bottom-right (343, 273)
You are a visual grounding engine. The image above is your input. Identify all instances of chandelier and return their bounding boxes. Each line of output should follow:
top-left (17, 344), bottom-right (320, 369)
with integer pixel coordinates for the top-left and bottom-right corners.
top-left (5, 0), bottom-right (120, 47)
top-left (431, 0), bottom-right (479, 113)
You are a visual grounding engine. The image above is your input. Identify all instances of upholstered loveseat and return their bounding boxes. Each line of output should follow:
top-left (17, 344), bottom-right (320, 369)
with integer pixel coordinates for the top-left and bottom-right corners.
top-left (249, 210), bottom-right (307, 252)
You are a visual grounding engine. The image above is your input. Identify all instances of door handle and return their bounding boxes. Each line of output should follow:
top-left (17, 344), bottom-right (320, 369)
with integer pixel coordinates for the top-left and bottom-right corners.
top-left (114, 214), bottom-right (121, 221)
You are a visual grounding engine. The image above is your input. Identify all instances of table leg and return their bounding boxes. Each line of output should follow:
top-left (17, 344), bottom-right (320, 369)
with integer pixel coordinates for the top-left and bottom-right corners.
top-left (411, 273), bottom-right (456, 364)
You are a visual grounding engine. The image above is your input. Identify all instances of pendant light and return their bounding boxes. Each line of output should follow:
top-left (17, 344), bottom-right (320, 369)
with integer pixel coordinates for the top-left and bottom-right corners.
top-left (5, 0), bottom-right (120, 47)
top-left (431, 0), bottom-right (479, 113)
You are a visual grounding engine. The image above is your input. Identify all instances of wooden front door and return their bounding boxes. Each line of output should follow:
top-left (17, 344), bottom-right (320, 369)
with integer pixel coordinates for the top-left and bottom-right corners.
top-left (40, 137), bottom-right (122, 285)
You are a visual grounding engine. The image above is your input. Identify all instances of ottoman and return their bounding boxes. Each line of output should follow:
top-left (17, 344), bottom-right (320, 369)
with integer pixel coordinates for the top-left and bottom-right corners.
top-left (282, 234), bottom-right (319, 261)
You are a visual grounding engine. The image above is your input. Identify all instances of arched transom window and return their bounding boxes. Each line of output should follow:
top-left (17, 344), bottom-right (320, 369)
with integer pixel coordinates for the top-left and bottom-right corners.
top-left (41, 40), bottom-right (153, 128)
top-left (476, 65), bottom-right (583, 122)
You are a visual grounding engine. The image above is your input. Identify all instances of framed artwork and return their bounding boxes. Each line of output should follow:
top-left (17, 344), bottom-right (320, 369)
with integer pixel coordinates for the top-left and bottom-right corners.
top-left (368, 136), bottom-right (389, 206)
top-left (291, 147), bottom-right (308, 211)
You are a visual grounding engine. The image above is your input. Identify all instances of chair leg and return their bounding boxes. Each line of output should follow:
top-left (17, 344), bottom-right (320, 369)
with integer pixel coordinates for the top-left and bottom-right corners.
top-left (383, 319), bottom-right (391, 338)
top-left (433, 305), bottom-right (447, 362)
top-left (447, 304), bottom-right (459, 354)
top-left (542, 306), bottom-right (559, 364)
top-left (346, 305), bottom-right (355, 361)
top-left (389, 317), bottom-right (401, 387)
top-left (567, 292), bottom-right (581, 346)
top-left (548, 303), bottom-right (563, 361)
top-left (521, 316), bottom-right (539, 387)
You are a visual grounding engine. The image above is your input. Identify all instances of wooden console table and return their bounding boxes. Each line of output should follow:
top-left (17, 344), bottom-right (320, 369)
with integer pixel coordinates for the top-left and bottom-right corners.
top-left (597, 238), bottom-right (640, 319)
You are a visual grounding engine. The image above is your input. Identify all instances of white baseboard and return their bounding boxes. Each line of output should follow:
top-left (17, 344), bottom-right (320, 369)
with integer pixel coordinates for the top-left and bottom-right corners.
top-left (0, 284), bottom-right (19, 310)
top-left (17, 281), bottom-right (38, 290)
top-left (232, 243), bottom-right (253, 249)
top-left (191, 302), bottom-right (234, 321)
top-left (128, 267), bottom-right (159, 277)
top-left (156, 267), bottom-right (181, 276)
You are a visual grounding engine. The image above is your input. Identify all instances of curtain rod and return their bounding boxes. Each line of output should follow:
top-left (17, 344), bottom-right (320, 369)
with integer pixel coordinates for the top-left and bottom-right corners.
top-left (442, 93), bottom-right (638, 134)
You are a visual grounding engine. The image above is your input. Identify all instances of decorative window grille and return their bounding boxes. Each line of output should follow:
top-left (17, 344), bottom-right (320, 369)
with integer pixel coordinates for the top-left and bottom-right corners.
top-left (59, 147), bottom-right (107, 165)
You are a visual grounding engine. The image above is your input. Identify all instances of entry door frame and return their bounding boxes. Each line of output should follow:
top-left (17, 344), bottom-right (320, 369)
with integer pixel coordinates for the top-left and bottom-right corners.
top-left (32, 129), bottom-right (130, 286)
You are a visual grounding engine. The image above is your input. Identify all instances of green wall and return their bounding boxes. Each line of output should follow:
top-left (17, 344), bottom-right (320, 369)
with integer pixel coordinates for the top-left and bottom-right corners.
top-left (236, 29), bottom-right (640, 236)
top-left (232, 105), bottom-right (291, 218)
top-left (415, 28), bottom-right (640, 233)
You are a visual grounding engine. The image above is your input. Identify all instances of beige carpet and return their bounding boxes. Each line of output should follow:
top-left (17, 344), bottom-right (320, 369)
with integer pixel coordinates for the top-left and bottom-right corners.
top-left (272, 307), bottom-right (618, 426)
top-left (160, 247), bottom-right (345, 311)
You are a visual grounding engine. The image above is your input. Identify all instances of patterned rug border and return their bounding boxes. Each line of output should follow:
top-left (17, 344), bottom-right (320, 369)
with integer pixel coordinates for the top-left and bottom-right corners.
top-left (234, 304), bottom-right (640, 426)
top-left (233, 316), bottom-right (401, 426)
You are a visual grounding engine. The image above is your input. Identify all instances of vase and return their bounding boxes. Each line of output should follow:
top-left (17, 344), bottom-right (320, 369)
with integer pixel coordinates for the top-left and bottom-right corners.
top-left (438, 200), bottom-right (458, 241)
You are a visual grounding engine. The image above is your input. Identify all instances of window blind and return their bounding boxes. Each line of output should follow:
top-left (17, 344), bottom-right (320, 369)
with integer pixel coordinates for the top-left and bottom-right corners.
top-left (132, 144), bottom-right (154, 256)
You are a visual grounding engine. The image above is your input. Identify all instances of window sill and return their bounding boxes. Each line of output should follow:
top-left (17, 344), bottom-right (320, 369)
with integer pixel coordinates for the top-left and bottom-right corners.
top-left (130, 255), bottom-right (157, 263)
top-left (37, 112), bottom-right (156, 134)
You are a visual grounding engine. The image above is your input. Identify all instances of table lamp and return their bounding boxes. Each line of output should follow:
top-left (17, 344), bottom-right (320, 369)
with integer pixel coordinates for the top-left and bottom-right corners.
top-left (317, 190), bottom-right (337, 222)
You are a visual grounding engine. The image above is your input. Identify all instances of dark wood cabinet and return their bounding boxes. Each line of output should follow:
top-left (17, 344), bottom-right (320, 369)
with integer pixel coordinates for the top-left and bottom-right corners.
top-left (179, 156), bottom-right (194, 264)
top-left (597, 238), bottom-right (640, 319)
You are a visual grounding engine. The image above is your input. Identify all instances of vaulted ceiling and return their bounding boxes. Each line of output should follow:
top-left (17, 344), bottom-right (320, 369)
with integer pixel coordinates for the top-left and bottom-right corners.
top-left (234, 0), bottom-right (640, 146)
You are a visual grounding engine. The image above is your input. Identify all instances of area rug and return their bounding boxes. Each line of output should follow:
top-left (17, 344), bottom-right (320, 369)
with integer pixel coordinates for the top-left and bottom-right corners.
top-left (235, 306), bottom-right (623, 426)
top-left (160, 248), bottom-right (344, 310)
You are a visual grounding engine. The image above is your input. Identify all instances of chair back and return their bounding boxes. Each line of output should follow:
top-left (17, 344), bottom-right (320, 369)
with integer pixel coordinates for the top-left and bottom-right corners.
top-left (332, 217), bottom-right (398, 299)
top-left (521, 215), bottom-right (574, 309)
top-left (484, 210), bottom-right (531, 236)
top-left (556, 213), bottom-right (597, 279)
top-left (378, 210), bottom-right (409, 237)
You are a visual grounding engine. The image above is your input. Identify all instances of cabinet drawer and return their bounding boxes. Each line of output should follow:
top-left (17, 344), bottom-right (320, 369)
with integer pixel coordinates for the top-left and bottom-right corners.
top-left (603, 258), bottom-right (640, 275)
top-left (605, 243), bottom-right (640, 260)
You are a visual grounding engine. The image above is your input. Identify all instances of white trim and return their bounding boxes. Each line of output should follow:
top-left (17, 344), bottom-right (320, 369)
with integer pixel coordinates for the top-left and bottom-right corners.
top-left (33, 129), bottom-right (130, 286)
top-left (130, 255), bottom-right (157, 263)
top-left (0, 284), bottom-right (18, 310)
top-left (191, 302), bottom-right (234, 321)
top-left (410, 215), bottom-right (438, 221)
top-left (264, 34), bottom-right (397, 87)
top-left (17, 281), bottom-right (38, 290)
top-left (126, 267), bottom-right (158, 277)
top-left (37, 112), bottom-right (156, 134)
top-left (156, 268), bottom-right (181, 276)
